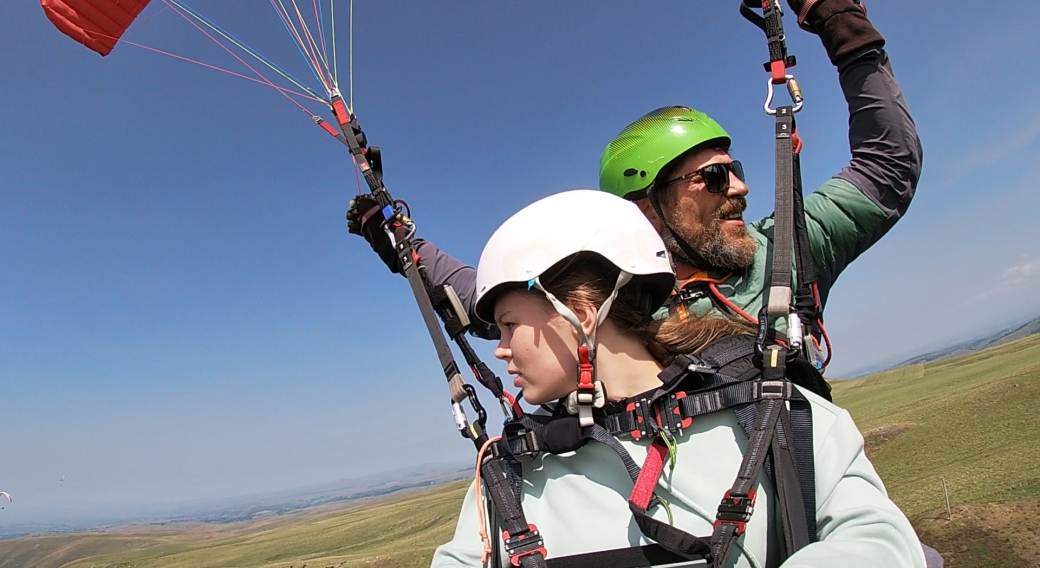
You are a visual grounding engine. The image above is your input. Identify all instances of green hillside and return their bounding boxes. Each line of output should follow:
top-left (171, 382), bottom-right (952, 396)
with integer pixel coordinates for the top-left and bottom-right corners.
top-left (2, 335), bottom-right (1037, 568)
top-left (830, 333), bottom-right (1040, 567)
top-left (832, 333), bottom-right (1040, 515)
top-left (0, 484), bottom-right (468, 568)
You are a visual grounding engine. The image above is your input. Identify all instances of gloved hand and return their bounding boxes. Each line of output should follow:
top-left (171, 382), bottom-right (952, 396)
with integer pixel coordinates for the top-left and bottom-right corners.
top-left (786, 0), bottom-right (884, 66)
top-left (346, 195), bottom-right (406, 274)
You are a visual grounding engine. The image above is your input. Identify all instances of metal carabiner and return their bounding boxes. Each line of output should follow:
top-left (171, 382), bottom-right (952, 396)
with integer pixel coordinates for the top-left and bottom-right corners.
top-left (451, 383), bottom-right (488, 442)
top-left (764, 75), bottom-right (805, 115)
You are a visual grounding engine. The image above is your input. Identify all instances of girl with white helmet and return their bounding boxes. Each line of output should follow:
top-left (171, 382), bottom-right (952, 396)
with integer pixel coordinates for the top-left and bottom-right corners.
top-left (432, 190), bottom-right (925, 568)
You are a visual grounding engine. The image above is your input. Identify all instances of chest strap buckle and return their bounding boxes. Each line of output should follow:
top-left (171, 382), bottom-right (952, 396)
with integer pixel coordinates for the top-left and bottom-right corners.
top-left (714, 488), bottom-right (758, 536)
top-left (503, 524), bottom-right (547, 567)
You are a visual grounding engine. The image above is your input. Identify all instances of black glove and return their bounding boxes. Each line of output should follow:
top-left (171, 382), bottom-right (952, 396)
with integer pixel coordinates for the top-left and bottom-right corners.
top-left (346, 195), bottom-right (406, 274)
top-left (786, 0), bottom-right (884, 66)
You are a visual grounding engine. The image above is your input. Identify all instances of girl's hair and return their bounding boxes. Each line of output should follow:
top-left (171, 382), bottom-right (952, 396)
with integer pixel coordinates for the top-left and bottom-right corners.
top-left (540, 255), bottom-right (753, 365)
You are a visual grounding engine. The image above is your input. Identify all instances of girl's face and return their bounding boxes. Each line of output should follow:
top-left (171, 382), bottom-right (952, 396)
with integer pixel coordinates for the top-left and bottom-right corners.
top-left (493, 289), bottom-right (581, 405)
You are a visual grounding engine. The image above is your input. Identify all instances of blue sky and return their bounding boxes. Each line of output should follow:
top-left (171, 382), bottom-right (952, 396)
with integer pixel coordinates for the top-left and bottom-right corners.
top-left (2, 1), bottom-right (1039, 524)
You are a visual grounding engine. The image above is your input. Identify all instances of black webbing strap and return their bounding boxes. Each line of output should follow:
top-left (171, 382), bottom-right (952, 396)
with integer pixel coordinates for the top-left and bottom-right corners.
top-left (709, 396), bottom-right (783, 566)
top-left (480, 457), bottom-right (548, 568)
top-left (545, 544), bottom-right (694, 568)
top-left (630, 505), bottom-right (714, 564)
top-left (770, 403), bottom-right (812, 557)
top-left (503, 417), bottom-right (648, 491)
top-left (602, 376), bottom-right (806, 440)
top-left (766, 106), bottom-right (797, 320)
top-left (789, 399), bottom-right (818, 540)
top-left (790, 152), bottom-right (819, 329)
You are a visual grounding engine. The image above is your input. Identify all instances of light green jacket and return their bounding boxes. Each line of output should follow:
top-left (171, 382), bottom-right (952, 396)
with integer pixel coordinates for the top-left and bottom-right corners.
top-left (431, 387), bottom-right (925, 568)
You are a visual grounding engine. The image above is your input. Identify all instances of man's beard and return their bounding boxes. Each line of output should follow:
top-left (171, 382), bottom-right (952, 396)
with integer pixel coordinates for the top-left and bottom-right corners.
top-left (663, 197), bottom-right (757, 272)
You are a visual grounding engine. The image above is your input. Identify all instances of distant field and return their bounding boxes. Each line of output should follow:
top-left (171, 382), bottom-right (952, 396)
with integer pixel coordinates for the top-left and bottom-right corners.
top-left (2, 335), bottom-right (1037, 568)
top-left (0, 484), bottom-right (469, 568)
top-left (831, 334), bottom-right (1040, 567)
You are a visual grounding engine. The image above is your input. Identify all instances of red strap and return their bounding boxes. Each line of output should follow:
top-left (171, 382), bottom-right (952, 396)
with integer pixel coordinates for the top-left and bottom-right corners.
top-left (317, 119), bottom-right (340, 137)
top-left (577, 345), bottom-right (594, 389)
top-left (332, 98), bottom-right (351, 126)
top-left (630, 439), bottom-right (669, 512)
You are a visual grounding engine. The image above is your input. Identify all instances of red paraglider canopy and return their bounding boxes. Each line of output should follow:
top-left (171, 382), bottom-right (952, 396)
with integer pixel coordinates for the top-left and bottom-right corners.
top-left (42, 0), bottom-right (152, 56)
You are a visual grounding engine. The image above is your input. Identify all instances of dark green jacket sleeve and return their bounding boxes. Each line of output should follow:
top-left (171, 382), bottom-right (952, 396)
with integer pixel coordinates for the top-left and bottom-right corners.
top-left (804, 48), bottom-right (922, 307)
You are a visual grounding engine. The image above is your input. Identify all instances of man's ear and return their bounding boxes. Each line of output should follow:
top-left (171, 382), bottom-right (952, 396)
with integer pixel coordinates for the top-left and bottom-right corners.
top-left (635, 197), bottom-right (666, 233)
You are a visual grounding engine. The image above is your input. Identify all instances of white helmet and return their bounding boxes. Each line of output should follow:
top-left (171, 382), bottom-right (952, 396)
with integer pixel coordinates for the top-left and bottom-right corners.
top-left (474, 189), bottom-right (675, 325)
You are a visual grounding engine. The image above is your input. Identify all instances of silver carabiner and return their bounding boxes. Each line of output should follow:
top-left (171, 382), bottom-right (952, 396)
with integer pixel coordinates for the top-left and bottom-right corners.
top-left (764, 75), bottom-right (804, 115)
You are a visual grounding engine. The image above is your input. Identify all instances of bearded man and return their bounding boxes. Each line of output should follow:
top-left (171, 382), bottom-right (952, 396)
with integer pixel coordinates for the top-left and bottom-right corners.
top-left (349, 0), bottom-right (921, 369)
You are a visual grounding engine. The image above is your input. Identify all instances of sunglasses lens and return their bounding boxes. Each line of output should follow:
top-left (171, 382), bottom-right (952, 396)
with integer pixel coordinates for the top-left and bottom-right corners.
top-left (704, 163), bottom-right (728, 193)
top-left (730, 160), bottom-right (745, 182)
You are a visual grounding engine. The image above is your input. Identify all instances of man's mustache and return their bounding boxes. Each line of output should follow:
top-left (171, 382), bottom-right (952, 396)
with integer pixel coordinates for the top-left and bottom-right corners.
top-left (716, 196), bottom-right (747, 220)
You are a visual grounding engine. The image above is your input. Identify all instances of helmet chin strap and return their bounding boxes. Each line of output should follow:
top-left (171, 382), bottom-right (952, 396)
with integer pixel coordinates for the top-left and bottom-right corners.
top-left (529, 271), bottom-right (633, 426)
top-left (647, 184), bottom-right (711, 270)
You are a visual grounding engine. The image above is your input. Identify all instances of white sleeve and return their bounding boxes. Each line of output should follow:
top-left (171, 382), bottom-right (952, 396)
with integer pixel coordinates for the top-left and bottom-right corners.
top-left (779, 409), bottom-right (926, 568)
top-left (431, 482), bottom-right (492, 568)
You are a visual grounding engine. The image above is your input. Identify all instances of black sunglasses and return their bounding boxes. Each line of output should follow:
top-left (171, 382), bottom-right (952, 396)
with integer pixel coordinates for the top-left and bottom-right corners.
top-left (664, 160), bottom-right (745, 194)
top-left (626, 160), bottom-right (745, 201)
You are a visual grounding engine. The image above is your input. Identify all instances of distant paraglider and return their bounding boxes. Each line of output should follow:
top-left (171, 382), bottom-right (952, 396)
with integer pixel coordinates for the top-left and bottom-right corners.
top-left (0, 492), bottom-right (11, 509)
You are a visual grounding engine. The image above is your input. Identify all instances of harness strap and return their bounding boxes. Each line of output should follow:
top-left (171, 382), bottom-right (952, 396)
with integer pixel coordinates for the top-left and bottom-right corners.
top-left (502, 416), bottom-right (668, 514)
top-left (789, 399), bottom-right (818, 540)
top-left (602, 378), bottom-right (805, 437)
top-left (710, 396), bottom-right (783, 565)
top-left (491, 344), bottom-right (818, 567)
top-left (772, 405), bottom-right (812, 556)
top-left (480, 457), bottom-right (549, 568)
top-left (767, 106), bottom-right (796, 319)
top-left (545, 544), bottom-right (694, 568)
top-left (624, 438), bottom-right (716, 563)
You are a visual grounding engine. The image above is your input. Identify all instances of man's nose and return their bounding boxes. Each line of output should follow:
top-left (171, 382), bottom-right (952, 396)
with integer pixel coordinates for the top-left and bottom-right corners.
top-left (726, 171), bottom-right (749, 197)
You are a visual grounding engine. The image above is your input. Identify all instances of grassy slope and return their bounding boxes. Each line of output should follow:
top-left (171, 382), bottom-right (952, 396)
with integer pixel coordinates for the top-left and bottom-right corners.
top-left (2, 334), bottom-right (1037, 568)
top-left (830, 334), bottom-right (1040, 567)
top-left (0, 483), bottom-right (469, 568)
top-left (830, 333), bottom-right (1040, 517)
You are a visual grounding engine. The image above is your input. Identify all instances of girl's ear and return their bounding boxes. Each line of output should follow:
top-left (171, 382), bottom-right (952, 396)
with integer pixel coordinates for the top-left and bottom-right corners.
top-left (572, 302), bottom-right (600, 339)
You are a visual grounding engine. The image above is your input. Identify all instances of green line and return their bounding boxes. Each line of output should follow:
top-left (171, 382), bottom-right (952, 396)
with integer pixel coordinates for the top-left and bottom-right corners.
top-left (167, 0), bottom-right (326, 102)
top-left (331, 0), bottom-right (338, 87)
top-left (288, 0), bottom-right (335, 91)
top-left (274, 0), bottom-right (328, 91)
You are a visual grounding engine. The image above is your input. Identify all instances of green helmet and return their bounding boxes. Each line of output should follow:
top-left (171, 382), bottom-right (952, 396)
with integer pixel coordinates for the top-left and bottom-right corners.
top-left (599, 106), bottom-right (731, 199)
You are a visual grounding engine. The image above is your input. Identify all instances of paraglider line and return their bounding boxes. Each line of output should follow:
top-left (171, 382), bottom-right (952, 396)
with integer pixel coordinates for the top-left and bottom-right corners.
top-left (109, 36), bottom-right (325, 111)
top-left (163, 0), bottom-right (326, 102)
top-left (272, 0), bottom-right (334, 93)
top-left (163, 0), bottom-right (329, 114)
top-left (331, 0), bottom-right (338, 88)
top-left (314, 0), bottom-right (329, 67)
top-left (286, 0), bottom-right (336, 91)
top-left (163, 1), bottom-right (324, 109)
top-left (139, 5), bottom-right (172, 26)
top-left (349, 0), bottom-right (354, 111)
top-left (271, 0), bottom-right (332, 93)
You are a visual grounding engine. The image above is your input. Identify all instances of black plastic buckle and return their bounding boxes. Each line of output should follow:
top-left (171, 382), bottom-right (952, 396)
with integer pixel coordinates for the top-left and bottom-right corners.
top-left (675, 285), bottom-right (707, 304)
top-left (499, 422), bottom-right (539, 463)
top-left (655, 392), bottom-right (692, 436)
top-left (625, 398), bottom-right (658, 440)
top-left (503, 524), bottom-right (546, 567)
top-left (714, 488), bottom-right (758, 536)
